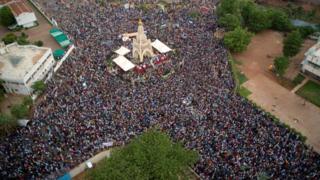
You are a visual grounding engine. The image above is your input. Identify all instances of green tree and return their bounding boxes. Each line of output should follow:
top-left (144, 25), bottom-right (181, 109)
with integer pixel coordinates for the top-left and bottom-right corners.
top-left (274, 56), bottom-right (289, 77)
top-left (240, 0), bottom-right (256, 20)
top-left (283, 30), bottom-right (303, 57)
top-left (89, 130), bottom-right (198, 180)
top-left (1, 33), bottom-right (17, 45)
top-left (11, 104), bottom-right (29, 119)
top-left (218, 14), bottom-right (241, 31)
top-left (0, 6), bottom-right (16, 26)
top-left (268, 8), bottom-right (292, 32)
top-left (297, 26), bottom-right (315, 39)
top-left (31, 80), bottom-right (46, 94)
top-left (217, 0), bottom-right (240, 17)
top-left (17, 36), bottom-right (30, 45)
top-left (224, 27), bottom-right (253, 53)
top-left (242, 5), bottom-right (272, 32)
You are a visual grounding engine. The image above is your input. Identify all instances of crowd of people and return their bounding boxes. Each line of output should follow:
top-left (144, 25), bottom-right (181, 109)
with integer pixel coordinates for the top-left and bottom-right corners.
top-left (0, 0), bottom-right (319, 179)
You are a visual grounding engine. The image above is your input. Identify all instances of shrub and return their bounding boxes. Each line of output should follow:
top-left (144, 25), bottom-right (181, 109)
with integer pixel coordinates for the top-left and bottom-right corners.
top-left (11, 104), bottom-right (29, 119)
top-left (218, 13), bottom-right (241, 31)
top-left (283, 30), bottom-right (303, 57)
top-left (2, 33), bottom-right (17, 45)
top-left (224, 27), bottom-right (253, 53)
top-left (0, 6), bottom-right (16, 26)
top-left (297, 26), bottom-right (315, 39)
top-left (33, 40), bottom-right (44, 47)
top-left (217, 0), bottom-right (240, 17)
top-left (31, 80), bottom-right (46, 94)
top-left (0, 113), bottom-right (17, 136)
top-left (17, 36), bottom-right (30, 45)
top-left (274, 56), bottom-right (289, 77)
top-left (22, 96), bottom-right (33, 106)
top-left (268, 8), bottom-right (292, 32)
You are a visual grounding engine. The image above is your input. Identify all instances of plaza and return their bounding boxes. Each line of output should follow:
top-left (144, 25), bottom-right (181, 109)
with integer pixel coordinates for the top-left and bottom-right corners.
top-left (0, 1), bottom-right (319, 179)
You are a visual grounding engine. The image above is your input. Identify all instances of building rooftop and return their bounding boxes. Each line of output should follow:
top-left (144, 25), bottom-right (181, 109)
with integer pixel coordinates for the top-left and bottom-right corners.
top-left (0, 0), bottom-right (11, 5)
top-left (0, 43), bottom-right (48, 82)
top-left (0, 0), bottom-right (32, 17)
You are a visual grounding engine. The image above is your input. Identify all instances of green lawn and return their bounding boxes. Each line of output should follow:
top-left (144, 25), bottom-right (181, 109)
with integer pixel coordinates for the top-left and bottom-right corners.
top-left (296, 80), bottom-right (320, 107)
top-left (237, 71), bottom-right (248, 85)
top-left (238, 86), bottom-right (252, 98)
top-left (228, 54), bottom-right (251, 98)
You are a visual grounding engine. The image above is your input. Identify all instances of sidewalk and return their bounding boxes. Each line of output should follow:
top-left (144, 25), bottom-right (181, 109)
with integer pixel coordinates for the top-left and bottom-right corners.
top-left (291, 77), bottom-right (309, 93)
top-left (69, 150), bottom-right (111, 178)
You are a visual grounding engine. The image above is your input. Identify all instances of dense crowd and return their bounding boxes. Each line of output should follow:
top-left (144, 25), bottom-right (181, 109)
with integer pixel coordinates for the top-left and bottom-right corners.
top-left (0, 0), bottom-right (320, 179)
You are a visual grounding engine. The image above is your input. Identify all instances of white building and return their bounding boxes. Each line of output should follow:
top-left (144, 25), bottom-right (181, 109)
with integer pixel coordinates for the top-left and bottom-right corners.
top-left (301, 42), bottom-right (320, 80)
top-left (0, 42), bottom-right (55, 95)
top-left (0, 0), bottom-right (37, 28)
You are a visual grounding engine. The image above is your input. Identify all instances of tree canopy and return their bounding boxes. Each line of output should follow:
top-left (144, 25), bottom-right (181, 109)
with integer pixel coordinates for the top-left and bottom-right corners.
top-left (224, 27), bottom-right (253, 53)
top-left (2, 33), bottom-right (17, 45)
top-left (268, 8), bottom-right (292, 32)
top-left (89, 130), bottom-right (198, 180)
top-left (274, 56), bottom-right (289, 77)
top-left (0, 6), bottom-right (16, 27)
top-left (242, 3), bottom-right (272, 32)
top-left (218, 14), bottom-right (241, 31)
top-left (283, 30), bottom-right (303, 57)
top-left (217, 0), bottom-right (240, 17)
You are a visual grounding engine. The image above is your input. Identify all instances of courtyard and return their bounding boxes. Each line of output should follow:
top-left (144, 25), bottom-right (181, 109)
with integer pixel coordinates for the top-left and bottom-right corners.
top-left (234, 30), bottom-right (320, 152)
top-left (0, 1), bottom-right (59, 50)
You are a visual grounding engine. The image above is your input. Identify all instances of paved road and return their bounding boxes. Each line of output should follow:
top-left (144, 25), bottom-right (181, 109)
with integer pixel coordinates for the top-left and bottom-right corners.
top-left (244, 75), bottom-right (320, 153)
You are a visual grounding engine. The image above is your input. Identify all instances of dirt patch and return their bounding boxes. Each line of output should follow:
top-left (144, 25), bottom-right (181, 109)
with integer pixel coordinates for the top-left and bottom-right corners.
top-left (233, 30), bottom-right (283, 83)
top-left (0, 94), bottom-right (25, 115)
top-left (234, 29), bottom-right (320, 152)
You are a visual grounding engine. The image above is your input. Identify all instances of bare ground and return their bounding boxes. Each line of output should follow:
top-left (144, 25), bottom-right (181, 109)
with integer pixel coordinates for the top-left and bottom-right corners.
top-left (234, 30), bottom-right (320, 153)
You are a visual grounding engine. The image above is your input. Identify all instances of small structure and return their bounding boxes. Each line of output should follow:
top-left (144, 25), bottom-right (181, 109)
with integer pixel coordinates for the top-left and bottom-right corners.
top-left (132, 20), bottom-right (154, 63)
top-left (0, 0), bottom-right (37, 28)
top-left (112, 56), bottom-right (135, 72)
top-left (301, 42), bottom-right (320, 80)
top-left (291, 19), bottom-right (318, 30)
top-left (114, 46), bottom-right (130, 56)
top-left (112, 20), bottom-right (172, 75)
top-left (0, 42), bottom-right (55, 95)
top-left (50, 28), bottom-right (72, 48)
top-left (151, 39), bottom-right (172, 53)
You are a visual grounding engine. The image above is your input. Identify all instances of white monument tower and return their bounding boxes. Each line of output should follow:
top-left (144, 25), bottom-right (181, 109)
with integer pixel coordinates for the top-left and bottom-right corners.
top-left (132, 19), bottom-right (154, 63)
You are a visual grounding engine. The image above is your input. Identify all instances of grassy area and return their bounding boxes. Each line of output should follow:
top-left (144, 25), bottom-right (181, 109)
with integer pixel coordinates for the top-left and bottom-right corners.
top-left (229, 54), bottom-right (251, 98)
top-left (292, 73), bottom-right (305, 86)
top-left (238, 86), bottom-right (252, 98)
top-left (238, 71), bottom-right (248, 85)
top-left (296, 80), bottom-right (320, 107)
